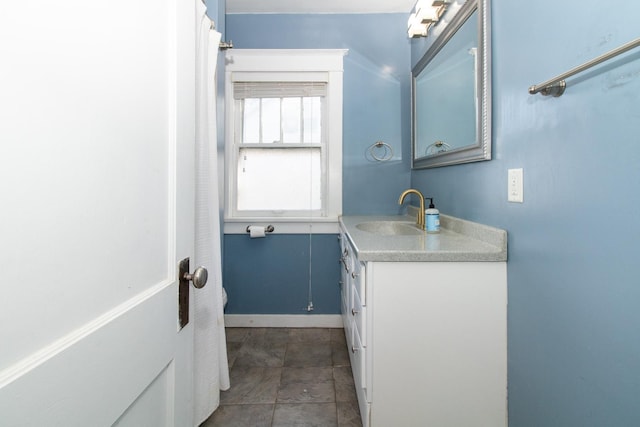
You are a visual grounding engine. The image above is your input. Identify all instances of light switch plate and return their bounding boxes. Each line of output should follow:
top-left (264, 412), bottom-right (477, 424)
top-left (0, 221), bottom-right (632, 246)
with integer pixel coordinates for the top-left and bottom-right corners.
top-left (508, 168), bottom-right (524, 203)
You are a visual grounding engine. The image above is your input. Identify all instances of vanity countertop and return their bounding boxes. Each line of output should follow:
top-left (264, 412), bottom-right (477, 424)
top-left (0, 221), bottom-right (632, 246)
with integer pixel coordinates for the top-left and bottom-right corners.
top-left (340, 214), bottom-right (507, 262)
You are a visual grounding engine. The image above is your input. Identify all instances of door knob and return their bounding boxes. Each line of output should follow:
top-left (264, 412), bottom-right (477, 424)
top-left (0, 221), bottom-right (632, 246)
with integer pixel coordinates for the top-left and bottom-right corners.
top-left (184, 266), bottom-right (208, 289)
top-left (178, 258), bottom-right (207, 329)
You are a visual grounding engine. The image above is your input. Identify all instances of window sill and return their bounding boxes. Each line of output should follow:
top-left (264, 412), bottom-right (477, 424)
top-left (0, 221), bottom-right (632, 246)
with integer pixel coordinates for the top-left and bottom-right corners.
top-left (224, 218), bottom-right (339, 234)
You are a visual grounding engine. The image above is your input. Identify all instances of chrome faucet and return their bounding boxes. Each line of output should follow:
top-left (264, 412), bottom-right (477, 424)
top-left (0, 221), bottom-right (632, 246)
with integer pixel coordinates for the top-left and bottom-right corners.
top-left (398, 189), bottom-right (426, 230)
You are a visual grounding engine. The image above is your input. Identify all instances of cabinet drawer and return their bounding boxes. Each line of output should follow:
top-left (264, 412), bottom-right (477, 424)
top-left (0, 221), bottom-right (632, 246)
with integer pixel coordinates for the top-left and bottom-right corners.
top-left (352, 284), bottom-right (366, 346)
top-left (340, 242), bottom-right (354, 275)
top-left (340, 275), bottom-right (349, 310)
top-left (352, 326), bottom-right (371, 427)
top-left (352, 261), bottom-right (366, 307)
top-left (341, 288), bottom-right (349, 329)
top-left (352, 323), bottom-right (366, 392)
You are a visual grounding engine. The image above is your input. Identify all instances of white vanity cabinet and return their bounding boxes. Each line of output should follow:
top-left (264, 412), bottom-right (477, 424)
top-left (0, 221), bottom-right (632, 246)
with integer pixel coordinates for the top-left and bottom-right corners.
top-left (339, 218), bottom-right (507, 427)
top-left (339, 233), bottom-right (370, 422)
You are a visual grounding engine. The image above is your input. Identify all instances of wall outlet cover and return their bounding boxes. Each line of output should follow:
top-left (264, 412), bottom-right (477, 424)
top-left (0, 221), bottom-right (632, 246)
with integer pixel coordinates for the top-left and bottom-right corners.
top-left (508, 168), bottom-right (524, 203)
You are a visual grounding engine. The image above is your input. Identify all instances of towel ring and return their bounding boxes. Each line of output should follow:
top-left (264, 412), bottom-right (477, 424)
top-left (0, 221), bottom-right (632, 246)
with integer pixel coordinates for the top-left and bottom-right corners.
top-left (426, 140), bottom-right (451, 155)
top-left (367, 141), bottom-right (394, 162)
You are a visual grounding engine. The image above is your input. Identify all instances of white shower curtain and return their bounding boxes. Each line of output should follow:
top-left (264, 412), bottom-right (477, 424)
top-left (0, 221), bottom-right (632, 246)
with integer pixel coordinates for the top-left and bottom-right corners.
top-left (194, 2), bottom-right (230, 425)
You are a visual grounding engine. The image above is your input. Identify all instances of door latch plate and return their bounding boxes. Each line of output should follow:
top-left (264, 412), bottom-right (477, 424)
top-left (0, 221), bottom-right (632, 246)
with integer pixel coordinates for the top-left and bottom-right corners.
top-left (178, 257), bottom-right (190, 329)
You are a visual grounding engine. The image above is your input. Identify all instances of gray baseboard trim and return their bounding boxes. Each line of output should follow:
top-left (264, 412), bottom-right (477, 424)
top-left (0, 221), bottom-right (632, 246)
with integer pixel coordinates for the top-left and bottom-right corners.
top-left (224, 314), bottom-right (343, 328)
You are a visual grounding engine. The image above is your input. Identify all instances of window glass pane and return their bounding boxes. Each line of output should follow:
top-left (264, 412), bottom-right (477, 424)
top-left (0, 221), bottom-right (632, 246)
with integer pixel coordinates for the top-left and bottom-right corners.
top-left (237, 147), bottom-right (321, 211)
top-left (261, 98), bottom-right (281, 143)
top-left (242, 99), bottom-right (260, 143)
top-left (282, 98), bottom-right (301, 143)
top-left (303, 97), bottom-right (322, 143)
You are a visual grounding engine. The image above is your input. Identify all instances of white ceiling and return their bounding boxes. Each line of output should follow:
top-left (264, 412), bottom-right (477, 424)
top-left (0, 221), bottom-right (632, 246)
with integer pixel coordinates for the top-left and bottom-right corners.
top-left (226, 0), bottom-right (415, 14)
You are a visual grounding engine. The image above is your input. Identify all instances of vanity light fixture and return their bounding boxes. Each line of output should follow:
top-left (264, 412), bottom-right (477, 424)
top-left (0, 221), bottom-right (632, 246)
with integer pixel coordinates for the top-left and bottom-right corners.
top-left (407, 0), bottom-right (449, 38)
top-left (407, 13), bottom-right (431, 38)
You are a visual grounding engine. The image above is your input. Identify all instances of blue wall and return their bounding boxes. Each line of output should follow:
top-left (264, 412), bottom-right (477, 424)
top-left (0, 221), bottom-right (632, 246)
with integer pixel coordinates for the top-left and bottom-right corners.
top-left (411, 1), bottom-right (640, 425)
top-left (224, 234), bottom-right (341, 314)
top-left (222, 13), bottom-right (411, 315)
top-left (226, 13), bottom-right (412, 214)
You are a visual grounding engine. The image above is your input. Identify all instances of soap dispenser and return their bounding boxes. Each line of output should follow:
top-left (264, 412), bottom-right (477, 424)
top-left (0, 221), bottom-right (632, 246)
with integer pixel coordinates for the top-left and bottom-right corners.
top-left (425, 198), bottom-right (440, 233)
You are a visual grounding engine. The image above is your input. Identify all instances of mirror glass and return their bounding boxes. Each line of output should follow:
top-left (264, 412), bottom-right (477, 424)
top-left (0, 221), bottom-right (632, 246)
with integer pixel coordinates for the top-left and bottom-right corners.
top-left (412, 0), bottom-right (491, 169)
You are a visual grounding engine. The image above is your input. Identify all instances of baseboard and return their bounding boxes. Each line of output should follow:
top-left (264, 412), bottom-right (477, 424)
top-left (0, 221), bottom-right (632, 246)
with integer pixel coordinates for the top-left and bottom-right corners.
top-left (224, 314), bottom-right (343, 328)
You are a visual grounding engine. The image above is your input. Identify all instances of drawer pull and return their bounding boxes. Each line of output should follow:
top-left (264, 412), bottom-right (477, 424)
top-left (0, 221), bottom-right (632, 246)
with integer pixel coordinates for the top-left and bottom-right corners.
top-left (351, 308), bottom-right (359, 316)
top-left (351, 271), bottom-right (359, 279)
top-left (351, 346), bottom-right (358, 354)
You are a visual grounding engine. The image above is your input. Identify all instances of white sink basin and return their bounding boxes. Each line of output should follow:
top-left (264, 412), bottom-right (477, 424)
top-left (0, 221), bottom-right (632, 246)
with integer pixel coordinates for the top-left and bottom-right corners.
top-left (355, 221), bottom-right (423, 236)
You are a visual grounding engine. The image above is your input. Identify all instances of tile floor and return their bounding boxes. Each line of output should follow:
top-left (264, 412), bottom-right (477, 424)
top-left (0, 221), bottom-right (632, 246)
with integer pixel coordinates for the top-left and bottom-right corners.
top-left (201, 327), bottom-right (362, 427)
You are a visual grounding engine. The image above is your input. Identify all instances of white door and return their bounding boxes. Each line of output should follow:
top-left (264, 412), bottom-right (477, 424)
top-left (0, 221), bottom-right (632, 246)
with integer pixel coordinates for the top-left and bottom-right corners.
top-left (0, 1), bottom-right (198, 426)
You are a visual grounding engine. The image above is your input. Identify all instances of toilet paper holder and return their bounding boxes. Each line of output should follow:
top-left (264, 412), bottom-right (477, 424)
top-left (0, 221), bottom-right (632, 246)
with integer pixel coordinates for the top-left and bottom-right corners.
top-left (246, 225), bottom-right (275, 233)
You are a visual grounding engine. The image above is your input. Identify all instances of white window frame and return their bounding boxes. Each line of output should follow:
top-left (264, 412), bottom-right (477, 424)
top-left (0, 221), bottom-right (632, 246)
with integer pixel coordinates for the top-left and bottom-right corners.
top-left (224, 49), bottom-right (346, 234)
